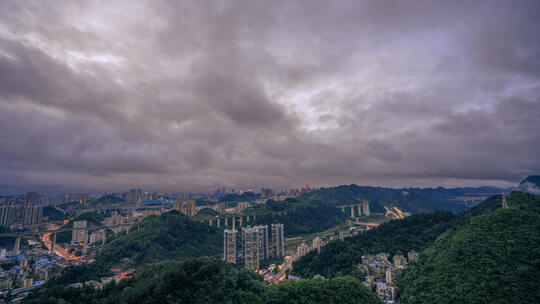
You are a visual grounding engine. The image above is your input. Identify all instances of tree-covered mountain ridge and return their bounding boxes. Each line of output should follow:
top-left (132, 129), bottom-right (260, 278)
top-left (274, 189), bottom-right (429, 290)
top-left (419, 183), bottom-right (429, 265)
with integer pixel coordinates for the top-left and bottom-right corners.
top-left (298, 184), bottom-right (506, 213)
top-left (293, 190), bottom-right (540, 303)
top-left (23, 259), bottom-right (384, 304)
top-left (96, 210), bottom-right (221, 268)
top-left (399, 191), bottom-right (540, 303)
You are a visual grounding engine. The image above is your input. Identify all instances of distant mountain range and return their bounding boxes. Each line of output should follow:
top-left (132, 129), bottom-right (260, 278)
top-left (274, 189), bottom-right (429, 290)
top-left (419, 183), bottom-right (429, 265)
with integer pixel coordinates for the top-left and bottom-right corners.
top-left (293, 176), bottom-right (540, 303)
top-left (298, 184), bottom-right (507, 213)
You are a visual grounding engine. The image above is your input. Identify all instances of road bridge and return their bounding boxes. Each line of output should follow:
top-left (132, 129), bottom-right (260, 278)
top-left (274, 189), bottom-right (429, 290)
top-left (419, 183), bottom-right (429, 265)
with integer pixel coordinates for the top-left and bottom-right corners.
top-left (337, 201), bottom-right (370, 218)
top-left (206, 211), bottom-right (288, 230)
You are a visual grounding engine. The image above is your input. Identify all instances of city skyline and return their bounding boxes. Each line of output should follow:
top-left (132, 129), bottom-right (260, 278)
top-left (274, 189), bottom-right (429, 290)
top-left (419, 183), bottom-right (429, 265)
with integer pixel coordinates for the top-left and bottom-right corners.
top-left (1, 1), bottom-right (539, 193)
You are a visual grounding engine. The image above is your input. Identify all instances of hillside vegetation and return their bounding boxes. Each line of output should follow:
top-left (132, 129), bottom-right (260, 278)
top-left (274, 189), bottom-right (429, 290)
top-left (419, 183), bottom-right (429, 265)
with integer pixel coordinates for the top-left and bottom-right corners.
top-left (220, 192), bottom-right (260, 202)
top-left (298, 184), bottom-right (470, 213)
top-left (96, 211), bottom-right (221, 267)
top-left (23, 259), bottom-right (383, 304)
top-left (43, 206), bottom-right (69, 221)
top-left (293, 190), bottom-right (540, 303)
top-left (399, 192), bottom-right (540, 303)
top-left (291, 210), bottom-right (456, 278)
top-left (247, 198), bottom-right (348, 236)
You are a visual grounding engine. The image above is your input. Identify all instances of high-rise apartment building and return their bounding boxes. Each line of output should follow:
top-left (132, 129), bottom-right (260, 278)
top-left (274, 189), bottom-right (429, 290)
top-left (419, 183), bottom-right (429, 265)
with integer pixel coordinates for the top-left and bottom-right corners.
top-left (260, 188), bottom-right (274, 199)
top-left (362, 200), bottom-right (370, 216)
top-left (72, 220), bottom-right (88, 245)
top-left (22, 201), bottom-right (43, 226)
top-left (0, 205), bottom-right (16, 228)
top-left (182, 200), bottom-right (196, 216)
top-left (243, 227), bottom-right (259, 270)
top-left (235, 202), bottom-right (250, 213)
top-left (173, 200), bottom-right (196, 216)
top-left (312, 236), bottom-right (322, 253)
top-left (296, 242), bottom-right (310, 257)
top-left (223, 229), bottom-right (238, 264)
top-left (242, 225), bottom-right (269, 270)
top-left (256, 225), bottom-right (268, 262)
top-left (217, 204), bottom-right (226, 214)
top-left (89, 229), bottom-right (107, 244)
top-left (271, 223), bottom-right (285, 257)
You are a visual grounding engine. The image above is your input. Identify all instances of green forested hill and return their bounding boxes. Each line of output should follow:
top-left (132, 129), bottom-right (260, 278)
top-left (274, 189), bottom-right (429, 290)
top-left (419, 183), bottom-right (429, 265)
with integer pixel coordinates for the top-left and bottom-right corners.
top-left (247, 198), bottom-right (347, 236)
top-left (192, 207), bottom-right (220, 221)
top-left (265, 275), bottom-right (382, 304)
top-left (291, 210), bottom-right (457, 278)
top-left (220, 192), bottom-right (260, 202)
top-left (292, 191), bottom-right (540, 289)
top-left (399, 193), bottom-right (540, 303)
top-left (43, 206), bottom-right (69, 221)
top-left (23, 259), bottom-right (383, 304)
top-left (298, 185), bottom-right (395, 212)
top-left (298, 184), bottom-right (468, 213)
top-left (96, 211), bottom-right (221, 267)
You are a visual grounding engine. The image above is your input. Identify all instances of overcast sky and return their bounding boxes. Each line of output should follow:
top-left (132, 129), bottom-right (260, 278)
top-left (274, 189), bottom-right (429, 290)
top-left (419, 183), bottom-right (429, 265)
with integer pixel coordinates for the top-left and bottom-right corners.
top-left (0, 1), bottom-right (539, 193)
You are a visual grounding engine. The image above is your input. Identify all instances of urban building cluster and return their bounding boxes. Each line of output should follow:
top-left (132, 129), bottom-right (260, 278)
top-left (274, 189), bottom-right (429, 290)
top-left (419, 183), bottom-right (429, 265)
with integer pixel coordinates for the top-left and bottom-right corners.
top-left (68, 269), bottom-right (135, 290)
top-left (0, 238), bottom-right (72, 296)
top-left (1, 201), bottom-right (43, 229)
top-left (294, 236), bottom-right (327, 258)
top-left (0, 192), bottom-right (92, 207)
top-left (172, 200), bottom-right (196, 216)
top-left (1, 185), bottom-right (379, 298)
top-left (359, 251), bottom-right (420, 303)
top-left (223, 223), bottom-right (285, 270)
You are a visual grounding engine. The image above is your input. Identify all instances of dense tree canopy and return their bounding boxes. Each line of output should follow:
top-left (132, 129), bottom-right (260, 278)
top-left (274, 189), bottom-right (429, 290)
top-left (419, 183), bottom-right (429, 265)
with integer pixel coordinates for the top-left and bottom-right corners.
top-left (399, 193), bottom-right (540, 303)
top-left (298, 184), bottom-right (468, 213)
top-left (247, 198), bottom-right (347, 236)
top-left (23, 259), bottom-right (382, 304)
top-left (265, 276), bottom-right (382, 304)
top-left (21, 191), bottom-right (539, 304)
top-left (43, 206), bottom-right (69, 221)
top-left (96, 211), bottom-right (221, 268)
top-left (220, 192), bottom-right (260, 202)
top-left (291, 211), bottom-right (457, 278)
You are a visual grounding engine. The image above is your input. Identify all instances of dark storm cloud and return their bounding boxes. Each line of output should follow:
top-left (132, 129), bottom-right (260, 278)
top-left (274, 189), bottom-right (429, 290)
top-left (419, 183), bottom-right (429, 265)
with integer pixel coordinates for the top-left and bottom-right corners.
top-left (0, 0), bottom-right (539, 193)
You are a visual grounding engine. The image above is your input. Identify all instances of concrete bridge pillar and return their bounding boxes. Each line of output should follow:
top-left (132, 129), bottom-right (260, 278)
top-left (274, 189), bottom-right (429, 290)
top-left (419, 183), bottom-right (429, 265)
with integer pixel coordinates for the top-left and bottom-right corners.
top-left (341, 206), bottom-right (345, 213)
top-left (101, 229), bottom-right (107, 247)
top-left (14, 236), bottom-right (20, 254)
top-left (209, 219), bottom-right (212, 226)
top-left (350, 205), bottom-right (355, 218)
top-left (82, 232), bottom-right (88, 255)
top-left (358, 205), bottom-right (362, 216)
top-left (50, 233), bottom-right (56, 255)
top-left (239, 216), bottom-right (243, 227)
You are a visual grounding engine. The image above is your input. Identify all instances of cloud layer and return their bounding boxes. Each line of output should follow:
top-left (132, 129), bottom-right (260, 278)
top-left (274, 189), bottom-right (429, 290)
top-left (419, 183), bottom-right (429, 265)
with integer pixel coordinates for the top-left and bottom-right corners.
top-left (1, 0), bottom-right (539, 193)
